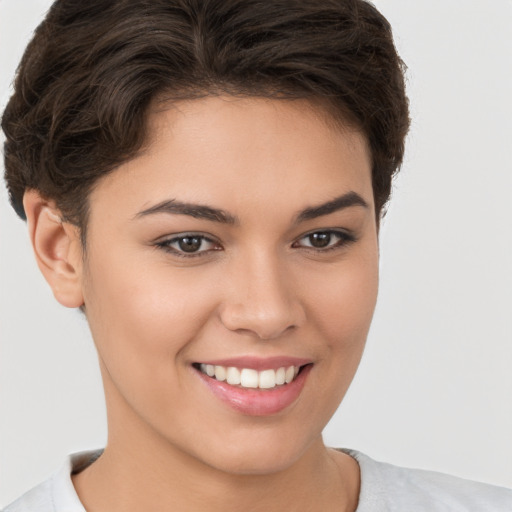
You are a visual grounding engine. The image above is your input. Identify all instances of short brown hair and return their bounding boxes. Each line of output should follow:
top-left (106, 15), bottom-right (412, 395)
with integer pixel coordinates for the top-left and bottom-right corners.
top-left (2, 0), bottom-right (409, 238)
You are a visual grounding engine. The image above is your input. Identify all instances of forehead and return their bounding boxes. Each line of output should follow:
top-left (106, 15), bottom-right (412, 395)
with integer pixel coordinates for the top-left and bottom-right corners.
top-left (89, 96), bottom-right (373, 219)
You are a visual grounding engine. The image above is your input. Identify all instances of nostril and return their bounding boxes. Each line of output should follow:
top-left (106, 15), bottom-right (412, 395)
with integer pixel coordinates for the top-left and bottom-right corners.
top-left (230, 323), bottom-right (297, 341)
top-left (257, 323), bottom-right (298, 341)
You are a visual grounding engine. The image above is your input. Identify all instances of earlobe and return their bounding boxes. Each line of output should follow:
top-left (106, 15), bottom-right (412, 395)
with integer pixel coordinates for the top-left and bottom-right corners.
top-left (23, 190), bottom-right (85, 308)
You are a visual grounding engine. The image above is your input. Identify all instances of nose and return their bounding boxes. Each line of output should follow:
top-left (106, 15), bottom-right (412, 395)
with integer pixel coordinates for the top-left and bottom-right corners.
top-left (218, 252), bottom-right (305, 340)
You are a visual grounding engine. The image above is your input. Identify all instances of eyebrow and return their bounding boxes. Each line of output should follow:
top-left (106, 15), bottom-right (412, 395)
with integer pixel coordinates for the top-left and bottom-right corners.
top-left (135, 200), bottom-right (237, 224)
top-left (295, 191), bottom-right (369, 223)
top-left (135, 191), bottom-right (368, 225)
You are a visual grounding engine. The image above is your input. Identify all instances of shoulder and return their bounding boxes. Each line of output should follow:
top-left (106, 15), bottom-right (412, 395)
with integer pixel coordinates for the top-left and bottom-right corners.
top-left (2, 451), bottom-right (101, 512)
top-left (342, 449), bottom-right (512, 512)
top-left (2, 479), bottom-right (54, 512)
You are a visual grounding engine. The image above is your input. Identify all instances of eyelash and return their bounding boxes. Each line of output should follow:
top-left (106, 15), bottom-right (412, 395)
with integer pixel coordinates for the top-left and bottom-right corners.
top-left (292, 230), bottom-right (357, 252)
top-left (155, 230), bottom-right (356, 258)
top-left (155, 234), bottom-right (221, 258)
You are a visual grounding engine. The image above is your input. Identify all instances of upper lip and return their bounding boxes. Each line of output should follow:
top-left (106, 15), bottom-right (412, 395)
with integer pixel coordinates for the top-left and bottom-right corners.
top-left (194, 356), bottom-right (312, 371)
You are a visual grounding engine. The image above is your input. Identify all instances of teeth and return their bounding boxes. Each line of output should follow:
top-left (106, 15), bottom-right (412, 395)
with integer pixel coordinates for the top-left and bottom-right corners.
top-left (240, 369), bottom-right (259, 388)
top-left (214, 365), bottom-right (226, 381)
top-left (275, 367), bottom-right (286, 385)
top-left (285, 366), bottom-right (295, 384)
top-left (259, 369), bottom-right (276, 389)
top-left (198, 364), bottom-right (302, 389)
top-left (226, 367), bottom-right (241, 385)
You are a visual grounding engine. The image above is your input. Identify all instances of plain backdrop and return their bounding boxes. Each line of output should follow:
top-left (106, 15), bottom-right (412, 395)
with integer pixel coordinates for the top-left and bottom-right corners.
top-left (1, 0), bottom-right (511, 506)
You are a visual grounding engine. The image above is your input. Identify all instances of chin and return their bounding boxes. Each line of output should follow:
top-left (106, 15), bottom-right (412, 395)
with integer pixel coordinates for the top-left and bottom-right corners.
top-left (187, 427), bottom-right (321, 477)
top-left (208, 449), bottom-right (303, 476)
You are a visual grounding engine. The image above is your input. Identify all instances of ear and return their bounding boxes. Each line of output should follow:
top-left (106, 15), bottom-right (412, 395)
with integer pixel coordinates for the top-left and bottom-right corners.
top-left (23, 190), bottom-right (84, 308)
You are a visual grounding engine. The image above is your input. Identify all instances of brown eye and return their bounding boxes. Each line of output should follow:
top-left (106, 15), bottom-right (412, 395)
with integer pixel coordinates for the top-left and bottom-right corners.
top-left (308, 232), bottom-right (331, 248)
top-left (178, 236), bottom-right (203, 253)
top-left (157, 234), bottom-right (219, 256)
top-left (294, 230), bottom-right (356, 251)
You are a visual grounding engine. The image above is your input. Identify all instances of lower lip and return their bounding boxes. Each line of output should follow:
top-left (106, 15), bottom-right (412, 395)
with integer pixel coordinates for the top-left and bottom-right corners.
top-left (195, 365), bottom-right (312, 416)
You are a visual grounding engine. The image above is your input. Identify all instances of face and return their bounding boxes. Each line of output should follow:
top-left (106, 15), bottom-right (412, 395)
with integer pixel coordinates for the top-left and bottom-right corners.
top-left (79, 96), bottom-right (379, 474)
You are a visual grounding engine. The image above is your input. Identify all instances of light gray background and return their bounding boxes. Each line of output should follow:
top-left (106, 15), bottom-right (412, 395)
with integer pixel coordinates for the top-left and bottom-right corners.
top-left (1, 0), bottom-right (511, 506)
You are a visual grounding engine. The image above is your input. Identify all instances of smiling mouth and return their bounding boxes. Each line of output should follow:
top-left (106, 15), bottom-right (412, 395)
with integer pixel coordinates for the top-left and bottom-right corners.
top-left (194, 363), bottom-right (306, 390)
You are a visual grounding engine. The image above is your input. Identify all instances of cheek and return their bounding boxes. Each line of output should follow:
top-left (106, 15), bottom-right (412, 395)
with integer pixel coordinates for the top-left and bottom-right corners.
top-left (306, 252), bottom-right (379, 350)
top-left (81, 254), bottom-right (226, 431)
top-left (82, 252), bottom-right (219, 376)
top-left (276, 249), bottom-right (379, 440)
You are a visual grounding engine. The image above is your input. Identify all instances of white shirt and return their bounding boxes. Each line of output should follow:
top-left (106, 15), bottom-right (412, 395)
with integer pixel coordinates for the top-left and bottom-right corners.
top-left (3, 449), bottom-right (512, 511)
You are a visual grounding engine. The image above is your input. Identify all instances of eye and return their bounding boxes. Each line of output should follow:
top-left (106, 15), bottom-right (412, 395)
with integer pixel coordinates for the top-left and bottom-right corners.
top-left (156, 234), bottom-right (220, 256)
top-left (293, 230), bottom-right (356, 251)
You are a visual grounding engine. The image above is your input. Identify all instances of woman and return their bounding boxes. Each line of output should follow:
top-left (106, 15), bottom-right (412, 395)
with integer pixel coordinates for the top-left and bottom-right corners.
top-left (1, 0), bottom-right (511, 510)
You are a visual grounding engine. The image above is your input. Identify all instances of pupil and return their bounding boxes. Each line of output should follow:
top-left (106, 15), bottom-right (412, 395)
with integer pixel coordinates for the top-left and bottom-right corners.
top-left (178, 236), bottom-right (202, 252)
top-left (309, 232), bottom-right (331, 248)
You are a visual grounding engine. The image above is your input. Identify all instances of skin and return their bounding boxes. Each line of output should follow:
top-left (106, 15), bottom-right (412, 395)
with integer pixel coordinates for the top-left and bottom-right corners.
top-left (24, 96), bottom-right (379, 511)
